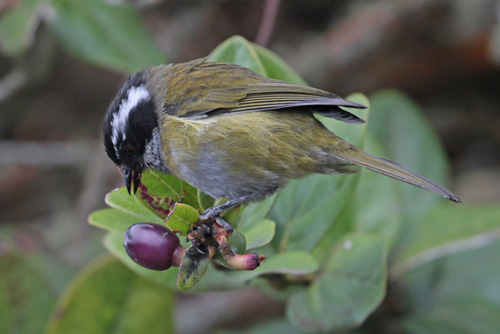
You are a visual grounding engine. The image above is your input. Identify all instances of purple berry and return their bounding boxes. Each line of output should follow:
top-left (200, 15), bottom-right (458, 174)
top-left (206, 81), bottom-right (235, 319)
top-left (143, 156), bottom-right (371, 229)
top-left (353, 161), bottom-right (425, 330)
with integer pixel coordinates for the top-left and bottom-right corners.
top-left (124, 223), bottom-right (180, 270)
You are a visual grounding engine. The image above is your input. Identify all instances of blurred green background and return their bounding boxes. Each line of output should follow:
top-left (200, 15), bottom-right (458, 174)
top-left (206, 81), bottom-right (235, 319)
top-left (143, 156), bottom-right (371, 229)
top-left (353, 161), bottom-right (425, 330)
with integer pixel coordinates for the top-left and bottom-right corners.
top-left (1, 0), bottom-right (500, 333)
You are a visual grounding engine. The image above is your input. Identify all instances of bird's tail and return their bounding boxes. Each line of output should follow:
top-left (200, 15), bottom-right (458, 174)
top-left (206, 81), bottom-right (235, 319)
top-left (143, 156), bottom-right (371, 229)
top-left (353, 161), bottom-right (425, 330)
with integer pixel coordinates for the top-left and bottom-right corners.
top-left (329, 140), bottom-right (463, 203)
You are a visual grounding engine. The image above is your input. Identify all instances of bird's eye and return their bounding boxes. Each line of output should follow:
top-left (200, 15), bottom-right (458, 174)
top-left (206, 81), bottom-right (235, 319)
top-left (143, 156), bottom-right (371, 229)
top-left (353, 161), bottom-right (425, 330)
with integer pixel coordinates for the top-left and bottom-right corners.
top-left (125, 145), bottom-right (137, 156)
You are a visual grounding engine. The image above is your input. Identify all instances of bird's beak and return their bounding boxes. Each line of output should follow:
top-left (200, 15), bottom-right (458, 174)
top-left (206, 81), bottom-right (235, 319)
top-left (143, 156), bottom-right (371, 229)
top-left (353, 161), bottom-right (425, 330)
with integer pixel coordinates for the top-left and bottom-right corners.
top-left (119, 166), bottom-right (142, 195)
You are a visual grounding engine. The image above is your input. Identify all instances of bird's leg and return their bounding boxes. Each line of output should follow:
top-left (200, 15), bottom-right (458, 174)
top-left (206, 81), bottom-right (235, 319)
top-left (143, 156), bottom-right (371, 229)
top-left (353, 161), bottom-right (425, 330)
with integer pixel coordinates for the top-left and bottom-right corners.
top-left (201, 194), bottom-right (254, 218)
top-left (214, 216), bottom-right (233, 234)
top-left (199, 194), bottom-right (254, 232)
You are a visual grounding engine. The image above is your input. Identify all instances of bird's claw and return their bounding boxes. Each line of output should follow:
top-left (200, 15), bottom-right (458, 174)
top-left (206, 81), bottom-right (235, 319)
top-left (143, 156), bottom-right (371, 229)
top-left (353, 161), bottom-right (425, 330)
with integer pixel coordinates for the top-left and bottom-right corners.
top-left (214, 216), bottom-right (233, 235)
top-left (197, 214), bottom-right (233, 236)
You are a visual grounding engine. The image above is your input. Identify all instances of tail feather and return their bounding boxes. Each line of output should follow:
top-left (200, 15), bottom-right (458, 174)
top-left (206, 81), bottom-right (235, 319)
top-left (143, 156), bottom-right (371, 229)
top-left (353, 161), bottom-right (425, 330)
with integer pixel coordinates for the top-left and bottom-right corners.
top-left (331, 144), bottom-right (463, 203)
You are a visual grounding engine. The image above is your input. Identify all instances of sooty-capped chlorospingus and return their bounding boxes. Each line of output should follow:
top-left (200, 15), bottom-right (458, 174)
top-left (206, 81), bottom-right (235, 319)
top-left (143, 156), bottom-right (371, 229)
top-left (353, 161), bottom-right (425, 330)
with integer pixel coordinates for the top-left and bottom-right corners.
top-left (103, 57), bottom-right (462, 222)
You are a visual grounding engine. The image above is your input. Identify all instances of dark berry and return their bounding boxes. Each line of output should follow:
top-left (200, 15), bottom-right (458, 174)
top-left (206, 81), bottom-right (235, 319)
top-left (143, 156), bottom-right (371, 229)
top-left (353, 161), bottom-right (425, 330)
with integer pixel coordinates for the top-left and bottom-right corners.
top-left (124, 223), bottom-right (180, 270)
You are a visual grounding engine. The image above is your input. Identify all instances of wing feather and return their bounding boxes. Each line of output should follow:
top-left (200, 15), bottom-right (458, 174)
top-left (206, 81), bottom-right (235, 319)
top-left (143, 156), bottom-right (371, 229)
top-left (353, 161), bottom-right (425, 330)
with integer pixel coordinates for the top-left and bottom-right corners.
top-left (147, 58), bottom-right (365, 123)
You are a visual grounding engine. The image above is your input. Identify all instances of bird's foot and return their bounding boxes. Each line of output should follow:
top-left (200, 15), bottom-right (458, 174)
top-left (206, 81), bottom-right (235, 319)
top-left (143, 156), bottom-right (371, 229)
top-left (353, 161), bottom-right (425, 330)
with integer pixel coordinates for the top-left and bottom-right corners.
top-left (198, 213), bottom-right (233, 236)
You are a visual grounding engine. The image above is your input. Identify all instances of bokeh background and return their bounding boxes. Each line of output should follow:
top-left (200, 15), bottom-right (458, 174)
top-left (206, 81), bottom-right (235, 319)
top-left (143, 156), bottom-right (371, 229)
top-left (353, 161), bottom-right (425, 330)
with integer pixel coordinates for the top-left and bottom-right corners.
top-left (1, 0), bottom-right (500, 333)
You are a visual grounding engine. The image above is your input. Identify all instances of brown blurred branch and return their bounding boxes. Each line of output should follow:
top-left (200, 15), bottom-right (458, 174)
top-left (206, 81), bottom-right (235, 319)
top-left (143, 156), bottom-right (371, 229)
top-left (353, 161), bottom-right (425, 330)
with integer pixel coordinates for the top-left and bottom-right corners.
top-left (289, 0), bottom-right (498, 95)
top-left (255, 0), bottom-right (280, 46)
top-left (0, 140), bottom-right (95, 166)
top-left (0, 69), bottom-right (28, 103)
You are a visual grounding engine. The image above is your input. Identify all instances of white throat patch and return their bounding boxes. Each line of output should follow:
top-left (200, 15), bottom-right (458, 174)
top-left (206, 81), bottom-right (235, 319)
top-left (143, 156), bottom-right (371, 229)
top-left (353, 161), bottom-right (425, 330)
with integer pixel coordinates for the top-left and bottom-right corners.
top-left (111, 85), bottom-right (150, 147)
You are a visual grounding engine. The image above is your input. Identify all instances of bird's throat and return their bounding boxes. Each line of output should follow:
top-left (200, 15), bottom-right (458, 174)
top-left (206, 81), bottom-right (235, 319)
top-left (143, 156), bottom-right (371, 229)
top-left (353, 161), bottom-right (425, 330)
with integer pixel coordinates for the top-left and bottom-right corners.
top-left (143, 127), bottom-right (169, 173)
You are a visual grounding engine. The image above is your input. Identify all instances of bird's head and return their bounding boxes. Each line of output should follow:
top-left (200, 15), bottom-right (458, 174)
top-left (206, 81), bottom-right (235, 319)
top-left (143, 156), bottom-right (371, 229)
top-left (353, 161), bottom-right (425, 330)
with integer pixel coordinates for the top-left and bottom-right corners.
top-left (103, 70), bottom-right (159, 194)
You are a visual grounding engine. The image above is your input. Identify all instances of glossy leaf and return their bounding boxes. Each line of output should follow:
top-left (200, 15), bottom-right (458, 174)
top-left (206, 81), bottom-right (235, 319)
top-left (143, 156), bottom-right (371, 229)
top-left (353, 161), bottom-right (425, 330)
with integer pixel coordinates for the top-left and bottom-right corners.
top-left (239, 219), bottom-right (276, 250)
top-left (403, 298), bottom-right (500, 334)
top-left (394, 204), bottom-right (500, 277)
top-left (0, 251), bottom-right (56, 334)
top-left (252, 44), bottom-right (306, 84)
top-left (287, 234), bottom-right (387, 332)
top-left (0, 0), bottom-right (44, 55)
top-left (177, 246), bottom-right (210, 291)
top-left (136, 187), bottom-right (175, 220)
top-left (398, 242), bottom-right (500, 334)
top-left (351, 136), bottom-right (404, 247)
top-left (229, 251), bottom-right (319, 281)
top-left (139, 170), bottom-right (202, 211)
top-left (220, 203), bottom-right (243, 223)
top-left (47, 256), bottom-right (175, 334)
top-left (164, 203), bottom-right (199, 236)
top-left (197, 189), bottom-right (216, 212)
top-left (49, 0), bottom-right (164, 73)
top-left (88, 208), bottom-right (144, 233)
top-left (399, 239), bottom-right (500, 312)
top-left (105, 188), bottom-right (163, 224)
top-left (237, 194), bottom-right (278, 230)
top-left (227, 230), bottom-right (247, 254)
top-left (218, 318), bottom-right (308, 334)
top-left (367, 90), bottom-right (452, 232)
top-left (209, 35), bottom-right (305, 85)
top-left (209, 35), bottom-right (267, 76)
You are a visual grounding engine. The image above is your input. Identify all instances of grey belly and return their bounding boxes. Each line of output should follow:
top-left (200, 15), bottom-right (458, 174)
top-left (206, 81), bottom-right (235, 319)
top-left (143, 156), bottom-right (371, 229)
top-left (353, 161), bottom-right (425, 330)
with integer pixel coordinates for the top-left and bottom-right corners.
top-left (172, 151), bottom-right (286, 200)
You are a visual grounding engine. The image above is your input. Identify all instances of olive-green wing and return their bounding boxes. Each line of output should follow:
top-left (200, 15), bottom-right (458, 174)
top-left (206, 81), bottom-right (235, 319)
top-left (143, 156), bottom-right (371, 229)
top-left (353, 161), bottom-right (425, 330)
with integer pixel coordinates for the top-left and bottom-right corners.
top-left (149, 58), bottom-right (365, 124)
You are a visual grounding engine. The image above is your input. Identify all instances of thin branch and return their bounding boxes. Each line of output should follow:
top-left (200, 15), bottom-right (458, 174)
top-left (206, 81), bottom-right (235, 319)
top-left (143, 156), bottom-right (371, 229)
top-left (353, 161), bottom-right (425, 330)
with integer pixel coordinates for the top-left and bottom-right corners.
top-left (0, 140), bottom-right (95, 167)
top-left (391, 228), bottom-right (500, 280)
top-left (255, 0), bottom-right (280, 46)
top-left (0, 69), bottom-right (28, 103)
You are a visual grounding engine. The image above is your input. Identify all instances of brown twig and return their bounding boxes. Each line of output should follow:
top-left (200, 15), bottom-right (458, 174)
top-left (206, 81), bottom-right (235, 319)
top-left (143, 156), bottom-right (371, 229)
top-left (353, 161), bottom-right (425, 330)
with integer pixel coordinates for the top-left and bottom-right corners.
top-left (255, 0), bottom-right (280, 46)
top-left (0, 140), bottom-right (95, 166)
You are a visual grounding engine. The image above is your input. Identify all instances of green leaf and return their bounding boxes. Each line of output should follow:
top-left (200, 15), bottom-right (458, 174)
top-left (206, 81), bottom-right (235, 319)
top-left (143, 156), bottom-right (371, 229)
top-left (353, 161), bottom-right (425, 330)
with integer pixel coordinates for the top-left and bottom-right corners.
top-left (0, 0), bottom-right (45, 55)
top-left (164, 203), bottom-right (199, 236)
top-left (0, 250), bottom-right (56, 334)
top-left (402, 298), bottom-right (500, 334)
top-left (286, 234), bottom-right (387, 332)
top-left (47, 256), bottom-right (175, 334)
top-left (103, 232), bottom-right (179, 289)
top-left (140, 170), bottom-right (193, 198)
top-left (237, 193), bottom-right (278, 229)
top-left (394, 204), bottom-right (500, 277)
top-left (177, 246), bottom-right (210, 291)
top-left (253, 44), bottom-right (306, 84)
top-left (49, 0), bottom-right (165, 73)
top-left (136, 187), bottom-right (175, 220)
top-left (209, 35), bottom-right (306, 85)
top-left (139, 170), bottom-right (203, 210)
top-left (105, 187), bottom-right (163, 224)
top-left (398, 239), bottom-right (500, 313)
top-left (239, 219), bottom-right (276, 250)
top-left (351, 136), bottom-right (404, 246)
top-left (227, 230), bottom-right (247, 254)
top-left (229, 251), bottom-right (319, 282)
top-left (88, 208), bottom-right (144, 233)
top-left (209, 35), bottom-right (267, 76)
top-left (220, 203), bottom-right (243, 223)
top-left (218, 318), bottom-right (308, 334)
top-left (197, 189), bottom-right (216, 213)
top-left (367, 90), bottom-right (452, 232)
top-left (270, 94), bottom-right (370, 252)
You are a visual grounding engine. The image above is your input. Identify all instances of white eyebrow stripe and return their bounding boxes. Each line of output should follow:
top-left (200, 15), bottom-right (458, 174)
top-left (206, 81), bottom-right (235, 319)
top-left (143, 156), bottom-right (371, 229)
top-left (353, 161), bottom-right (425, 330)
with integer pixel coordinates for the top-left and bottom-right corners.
top-left (111, 85), bottom-right (150, 148)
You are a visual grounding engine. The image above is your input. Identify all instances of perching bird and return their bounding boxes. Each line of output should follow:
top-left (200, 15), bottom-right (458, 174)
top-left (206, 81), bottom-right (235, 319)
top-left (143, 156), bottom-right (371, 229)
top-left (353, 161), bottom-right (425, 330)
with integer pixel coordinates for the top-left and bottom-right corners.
top-left (103, 57), bottom-right (462, 220)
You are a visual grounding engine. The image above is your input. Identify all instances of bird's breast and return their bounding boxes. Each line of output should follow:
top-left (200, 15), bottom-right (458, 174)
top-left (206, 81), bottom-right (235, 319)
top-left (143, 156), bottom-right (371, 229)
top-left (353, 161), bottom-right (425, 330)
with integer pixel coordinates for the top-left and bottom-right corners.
top-left (158, 111), bottom-right (339, 199)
